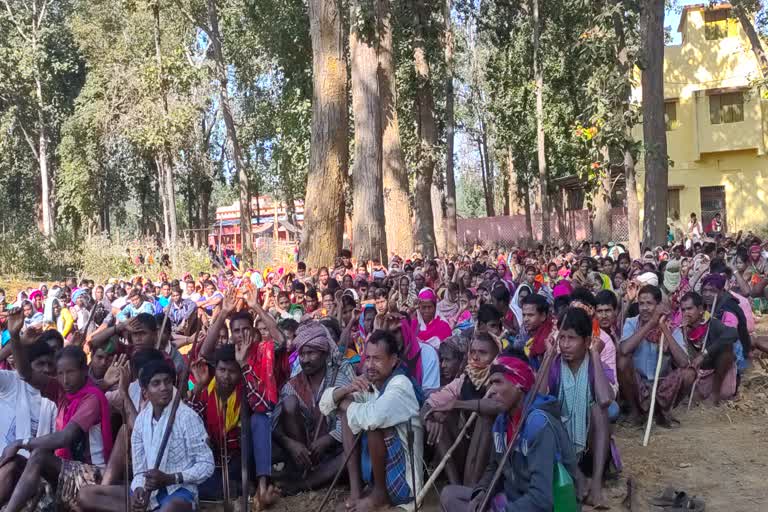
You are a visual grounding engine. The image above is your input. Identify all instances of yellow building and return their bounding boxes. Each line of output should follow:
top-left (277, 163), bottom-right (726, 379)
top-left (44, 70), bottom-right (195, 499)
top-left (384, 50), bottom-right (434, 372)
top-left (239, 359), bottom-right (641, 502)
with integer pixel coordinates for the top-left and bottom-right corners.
top-left (634, 2), bottom-right (768, 234)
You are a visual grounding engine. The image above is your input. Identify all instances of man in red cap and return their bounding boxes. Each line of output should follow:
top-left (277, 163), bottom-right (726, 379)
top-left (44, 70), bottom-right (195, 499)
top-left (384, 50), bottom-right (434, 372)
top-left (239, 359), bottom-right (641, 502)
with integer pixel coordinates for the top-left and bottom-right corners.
top-left (440, 354), bottom-right (579, 511)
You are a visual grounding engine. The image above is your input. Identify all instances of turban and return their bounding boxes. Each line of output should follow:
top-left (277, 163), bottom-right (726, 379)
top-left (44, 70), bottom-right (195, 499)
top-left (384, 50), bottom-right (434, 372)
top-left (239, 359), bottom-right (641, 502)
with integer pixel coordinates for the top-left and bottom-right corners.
top-left (553, 281), bottom-right (573, 299)
top-left (72, 288), bottom-right (88, 303)
top-left (490, 355), bottom-right (535, 393)
top-left (702, 273), bottom-right (727, 291)
top-left (636, 272), bottom-right (659, 287)
top-left (663, 260), bottom-right (681, 292)
top-left (293, 321), bottom-right (336, 354)
top-left (418, 288), bottom-right (437, 303)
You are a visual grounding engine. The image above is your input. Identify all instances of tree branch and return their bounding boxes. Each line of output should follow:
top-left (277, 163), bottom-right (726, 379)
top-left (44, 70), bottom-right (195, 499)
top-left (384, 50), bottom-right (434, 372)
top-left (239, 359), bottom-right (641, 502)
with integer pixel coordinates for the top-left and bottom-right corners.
top-left (171, 0), bottom-right (212, 36)
top-left (16, 121), bottom-right (40, 163)
top-left (2, 0), bottom-right (32, 43)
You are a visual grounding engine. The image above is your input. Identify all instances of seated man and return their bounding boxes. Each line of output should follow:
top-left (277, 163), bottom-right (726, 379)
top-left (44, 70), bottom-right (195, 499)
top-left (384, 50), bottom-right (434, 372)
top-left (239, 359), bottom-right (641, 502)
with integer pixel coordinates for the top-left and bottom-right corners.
top-left (440, 355), bottom-right (579, 511)
top-left (536, 307), bottom-right (615, 507)
top-left (422, 333), bottom-right (503, 486)
top-left (272, 321), bottom-right (354, 492)
top-left (1, 316), bottom-right (113, 512)
top-left (319, 330), bottom-right (423, 512)
top-left (168, 286), bottom-right (196, 334)
top-left (0, 339), bottom-right (57, 504)
top-left (187, 344), bottom-right (249, 502)
top-left (506, 294), bottom-right (554, 370)
top-left (79, 360), bottom-right (214, 512)
top-left (675, 292), bottom-right (737, 405)
top-left (617, 285), bottom-right (694, 427)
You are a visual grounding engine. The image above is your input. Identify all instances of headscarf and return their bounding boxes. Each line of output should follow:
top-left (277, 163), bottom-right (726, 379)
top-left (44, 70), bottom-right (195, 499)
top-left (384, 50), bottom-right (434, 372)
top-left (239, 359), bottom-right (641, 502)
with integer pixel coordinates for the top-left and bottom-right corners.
top-left (293, 321), bottom-right (337, 355)
top-left (43, 297), bottom-right (61, 325)
top-left (702, 272), bottom-right (727, 290)
top-left (28, 290), bottom-right (43, 312)
top-left (636, 272), bottom-right (659, 287)
top-left (510, 284), bottom-right (533, 327)
top-left (436, 290), bottom-right (460, 324)
top-left (490, 355), bottom-right (535, 392)
top-left (417, 288), bottom-right (437, 304)
top-left (663, 259), bottom-right (682, 293)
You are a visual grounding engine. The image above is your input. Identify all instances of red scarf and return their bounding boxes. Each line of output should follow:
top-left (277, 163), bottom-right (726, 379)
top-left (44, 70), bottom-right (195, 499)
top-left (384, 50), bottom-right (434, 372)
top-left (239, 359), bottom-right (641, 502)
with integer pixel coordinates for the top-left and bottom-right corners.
top-left (686, 321), bottom-right (709, 351)
top-left (201, 382), bottom-right (242, 455)
top-left (529, 317), bottom-right (554, 357)
top-left (246, 341), bottom-right (278, 411)
top-left (55, 380), bottom-right (113, 463)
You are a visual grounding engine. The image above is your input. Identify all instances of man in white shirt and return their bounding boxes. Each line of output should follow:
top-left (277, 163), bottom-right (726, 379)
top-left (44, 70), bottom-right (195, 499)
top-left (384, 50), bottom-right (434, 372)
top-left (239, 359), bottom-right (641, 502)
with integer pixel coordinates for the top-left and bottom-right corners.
top-left (0, 340), bottom-right (57, 504)
top-left (78, 360), bottom-right (214, 512)
top-left (320, 329), bottom-right (423, 512)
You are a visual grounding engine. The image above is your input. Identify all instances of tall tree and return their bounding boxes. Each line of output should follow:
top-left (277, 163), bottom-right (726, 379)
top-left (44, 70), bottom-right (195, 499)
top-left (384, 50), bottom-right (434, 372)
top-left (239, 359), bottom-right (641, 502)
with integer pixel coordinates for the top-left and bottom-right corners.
top-left (378, 0), bottom-right (414, 258)
top-left (532, 0), bottom-right (550, 241)
top-left (732, 1), bottom-right (768, 77)
top-left (443, 0), bottom-right (458, 253)
top-left (152, 1), bottom-right (179, 248)
top-left (350, 0), bottom-right (387, 262)
top-left (639, 0), bottom-right (667, 247)
top-left (0, 0), bottom-right (82, 237)
top-left (410, 0), bottom-right (438, 257)
top-left (301, 0), bottom-right (349, 266)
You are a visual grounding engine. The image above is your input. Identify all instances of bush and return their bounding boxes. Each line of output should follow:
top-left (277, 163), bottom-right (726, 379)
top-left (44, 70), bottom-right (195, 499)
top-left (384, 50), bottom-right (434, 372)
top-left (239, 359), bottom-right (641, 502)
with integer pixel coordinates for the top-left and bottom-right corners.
top-left (0, 231), bottom-right (214, 282)
top-left (0, 229), bottom-right (81, 279)
top-left (79, 236), bottom-right (214, 282)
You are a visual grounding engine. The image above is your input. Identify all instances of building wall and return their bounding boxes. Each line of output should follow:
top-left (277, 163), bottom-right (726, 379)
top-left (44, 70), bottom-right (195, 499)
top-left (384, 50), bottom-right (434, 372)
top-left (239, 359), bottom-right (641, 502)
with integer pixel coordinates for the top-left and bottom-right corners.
top-left (633, 5), bottom-right (768, 234)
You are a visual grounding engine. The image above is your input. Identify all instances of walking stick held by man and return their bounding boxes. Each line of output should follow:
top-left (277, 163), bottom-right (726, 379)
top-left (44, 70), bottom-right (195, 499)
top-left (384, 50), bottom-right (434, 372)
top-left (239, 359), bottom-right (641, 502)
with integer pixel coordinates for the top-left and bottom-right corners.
top-left (686, 297), bottom-right (717, 412)
top-left (133, 389), bottom-right (183, 512)
top-left (477, 314), bottom-right (567, 512)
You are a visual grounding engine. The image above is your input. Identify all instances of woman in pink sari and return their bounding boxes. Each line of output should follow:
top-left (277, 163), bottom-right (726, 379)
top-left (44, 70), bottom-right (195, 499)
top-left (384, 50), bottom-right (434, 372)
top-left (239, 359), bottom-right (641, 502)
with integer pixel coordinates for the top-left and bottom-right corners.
top-left (412, 288), bottom-right (453, 350)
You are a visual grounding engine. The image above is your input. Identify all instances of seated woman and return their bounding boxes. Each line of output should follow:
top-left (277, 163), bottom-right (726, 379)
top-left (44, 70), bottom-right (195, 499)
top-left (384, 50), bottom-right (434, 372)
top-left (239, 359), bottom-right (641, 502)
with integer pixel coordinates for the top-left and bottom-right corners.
top-left (412, 288), bottom-right (452, 350)
top-left (440, 355), bottom-right (579, 512)
top-left (422, 333), bottom-right (504, 486)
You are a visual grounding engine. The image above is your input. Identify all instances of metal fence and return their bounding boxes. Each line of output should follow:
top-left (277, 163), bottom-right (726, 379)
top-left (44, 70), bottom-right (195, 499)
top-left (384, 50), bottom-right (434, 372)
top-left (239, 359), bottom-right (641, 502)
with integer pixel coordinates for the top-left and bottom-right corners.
top-left (457, 208), bottom-right (628, 246)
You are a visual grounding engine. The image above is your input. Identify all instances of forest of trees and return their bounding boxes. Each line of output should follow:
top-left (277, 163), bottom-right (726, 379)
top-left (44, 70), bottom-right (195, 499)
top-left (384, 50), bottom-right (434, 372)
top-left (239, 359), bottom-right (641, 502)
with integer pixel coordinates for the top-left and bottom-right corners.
top-left (1, 0), bottom-right (766, 268)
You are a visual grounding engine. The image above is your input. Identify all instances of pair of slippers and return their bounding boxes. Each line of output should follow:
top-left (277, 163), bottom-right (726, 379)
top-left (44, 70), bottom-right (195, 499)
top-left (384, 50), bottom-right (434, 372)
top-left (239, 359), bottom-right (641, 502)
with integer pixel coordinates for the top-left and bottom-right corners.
top-left (650, 487), bottom-right (705, 511)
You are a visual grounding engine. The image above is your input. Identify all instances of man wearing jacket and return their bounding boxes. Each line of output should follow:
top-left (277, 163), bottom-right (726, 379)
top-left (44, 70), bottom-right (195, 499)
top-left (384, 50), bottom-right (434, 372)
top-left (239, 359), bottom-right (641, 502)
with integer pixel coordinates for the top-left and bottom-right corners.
top-left (440, 355), bottom-right (579, 512)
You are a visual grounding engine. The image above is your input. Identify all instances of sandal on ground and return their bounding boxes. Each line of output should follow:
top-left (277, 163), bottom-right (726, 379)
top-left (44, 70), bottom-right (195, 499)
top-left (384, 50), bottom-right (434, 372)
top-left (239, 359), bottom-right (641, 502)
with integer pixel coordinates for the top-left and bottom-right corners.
top-left (649, 487), bottom-right (687, 507)
top-left (671, 497), bottom-right (705, 512)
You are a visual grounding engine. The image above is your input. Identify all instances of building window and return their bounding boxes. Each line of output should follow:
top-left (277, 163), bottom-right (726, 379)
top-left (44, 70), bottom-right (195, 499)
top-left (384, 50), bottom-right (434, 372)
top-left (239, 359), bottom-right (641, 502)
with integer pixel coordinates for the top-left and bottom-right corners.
top-left (665, 101), bottom-right (679, 131)
top-left (709, 92), bottom-right (744, 124)
top-left (704, 8), bottom-right (738, 40)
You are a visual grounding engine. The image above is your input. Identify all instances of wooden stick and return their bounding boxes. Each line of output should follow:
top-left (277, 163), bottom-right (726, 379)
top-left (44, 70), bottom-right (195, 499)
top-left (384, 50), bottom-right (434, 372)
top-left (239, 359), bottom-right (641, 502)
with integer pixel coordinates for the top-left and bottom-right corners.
top-left (686, 297), bottom-right (717, 412)
top-left (642, 333), bottom-right (665, 447)
top-left (416, 411), bottom-right (479, 506)
top-left (239, 386), bottom-right (250, 512)
top-left (416, 384), bottom-right (492, 507)
top-left (477, 354), bottom-right (553, 512)
top-left (315, 431), bottom-right (363, 512)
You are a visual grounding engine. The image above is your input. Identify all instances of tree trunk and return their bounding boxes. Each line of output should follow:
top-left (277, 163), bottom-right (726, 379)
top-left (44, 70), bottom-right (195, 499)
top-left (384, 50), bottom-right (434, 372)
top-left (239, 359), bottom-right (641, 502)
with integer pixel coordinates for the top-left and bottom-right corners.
top-left (378, 0), bottom-right (414, 259)
top-left (523, 180), bottom-right (533, 240)
top-left (507, 147), bottom-right (520, 215)
top-left (34, 74), bottom-right (54, 238)
top-left (478, 138), bottom-right (490, 216)
top-left (350, 6), bottom-right (387, 264)
top-left (432, 172), bottom-right (446, 255)
top-left (533, 0), bottom-right (549, 242)
top-left (480, 121), bottom-right (496, 217)
top-left (443, 0), bottom-right (458, 254)
top-left (302, 0), bottom-right (349, 266)
top-left (640, 0), bottom-right (668, 247)
top-left (411, 0), bottom-right (437, 257)
top-left (734, 3), bottom-right (768, 77)
top-left (624, 145), bottom-right (641, 257)
top-left (156, 156), bottom-right (170, 245)
top-left (153, 2), bottom-right (178, 249)
top-left (206, 0), bottom-right (252, 260)
top-left (592, 148), bottom-right (612, 242)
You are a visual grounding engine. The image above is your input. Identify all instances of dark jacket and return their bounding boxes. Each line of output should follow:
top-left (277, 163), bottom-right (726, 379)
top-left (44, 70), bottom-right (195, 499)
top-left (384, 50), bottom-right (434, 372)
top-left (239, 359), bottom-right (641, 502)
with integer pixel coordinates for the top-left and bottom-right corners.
top-left (474, 394), bottom-right (579, 512)
top-left (697, 317), bottom-right (738, 369)
top-left (715, 293), bottom-right (751, 354)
